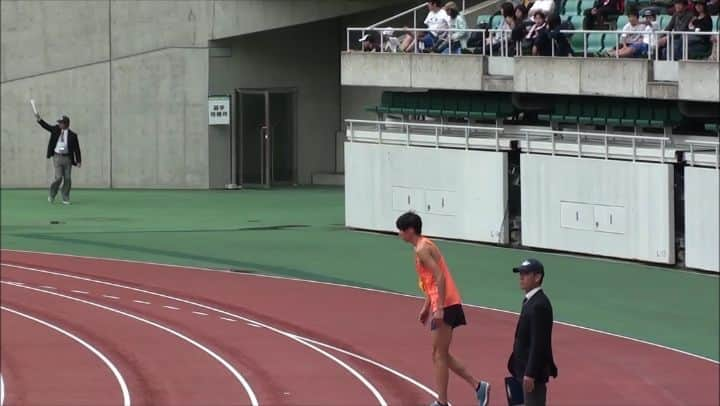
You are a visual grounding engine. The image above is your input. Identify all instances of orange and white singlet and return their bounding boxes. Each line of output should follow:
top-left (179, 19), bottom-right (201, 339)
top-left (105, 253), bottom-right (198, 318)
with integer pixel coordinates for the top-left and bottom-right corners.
top-left (415, 237), bottom-right (462, 312)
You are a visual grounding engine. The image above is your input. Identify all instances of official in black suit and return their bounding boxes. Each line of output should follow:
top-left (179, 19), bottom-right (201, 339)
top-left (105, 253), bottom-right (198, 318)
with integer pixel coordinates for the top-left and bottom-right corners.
top-left (507, 259), bottom-right (558, 406)
top-left (35, 114), bottom-right (81, 204)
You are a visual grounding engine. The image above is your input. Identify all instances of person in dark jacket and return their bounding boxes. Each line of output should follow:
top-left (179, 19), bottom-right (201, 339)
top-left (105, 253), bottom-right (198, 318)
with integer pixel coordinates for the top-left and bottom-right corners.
top-left (507, 259), bottom-right (558, 406)
top-left (35, 113), bottom-right (82, 204)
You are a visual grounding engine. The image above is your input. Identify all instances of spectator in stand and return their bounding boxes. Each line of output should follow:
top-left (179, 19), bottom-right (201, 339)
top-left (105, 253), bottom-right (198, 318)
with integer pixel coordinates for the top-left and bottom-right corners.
top-left (359, 31), bottom-right (380, 52)
top-left (640, 9), bottom-right (661, 56)
top-left (486, 2), bottom-right (517, 54)
top-left (657, 0), bottom-right (695, 58)
top-left (685, 0), bottom-right (714, 58)
top-left (707, 0), bottom-right (719, 14)
top-left (533, 14), bottom-right (571, 55)
top-left (511, 4), bottom-right (533, 46)
top-left (584, 0), bottom-right (620, 29)
top-left (420, 0), bottom-right (451, 51)
top-left (609, 7), bottom-right (649, 57)
top-left (435, 1), bottom-right (469, 53)
top-left (526, 11), bottom-right (549, 54)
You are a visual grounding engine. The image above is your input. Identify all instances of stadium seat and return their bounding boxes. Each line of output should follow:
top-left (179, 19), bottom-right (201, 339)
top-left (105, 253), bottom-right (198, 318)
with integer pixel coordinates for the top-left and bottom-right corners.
top-left (607, 102), bottom-right (625, 126)
top-left (578, 100), bottom-right (596, 124)
top-left (592, 99), bottom-right (610, 125)
top-left (550, 98), bottom-right (570, 122)
top-left (428, 93), bottom-right (445, 116)
top-left (401, 93), bottom-right (420, 115)
top-left (620, 102), bottom-right (638, 126)
top-left (389, 93), bottom-right (405, 114)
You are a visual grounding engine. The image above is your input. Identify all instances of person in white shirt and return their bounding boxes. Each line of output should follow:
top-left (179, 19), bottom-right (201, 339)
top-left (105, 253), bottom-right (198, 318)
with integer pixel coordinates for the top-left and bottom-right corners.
top-left (420, 0), bottom-right (451, 51)
top-left (610, 8), bottom-right (648, 57)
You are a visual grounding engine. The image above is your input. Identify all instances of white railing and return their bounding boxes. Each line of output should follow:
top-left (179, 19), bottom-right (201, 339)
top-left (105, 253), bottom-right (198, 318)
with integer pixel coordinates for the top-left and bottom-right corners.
top-left (347, 26), bottom-right (720, 62)
top-left (519, 128), bottom-right (672, 162)
top-left (345, 119), bottom-right (505, 150)
top-left (685, 139), bottom-right (720, 169)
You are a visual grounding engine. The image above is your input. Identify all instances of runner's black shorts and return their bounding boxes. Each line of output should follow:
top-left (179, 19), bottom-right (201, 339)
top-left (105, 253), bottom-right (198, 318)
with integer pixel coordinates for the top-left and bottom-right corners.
top-left (430, 303), bottom-right (467, 330)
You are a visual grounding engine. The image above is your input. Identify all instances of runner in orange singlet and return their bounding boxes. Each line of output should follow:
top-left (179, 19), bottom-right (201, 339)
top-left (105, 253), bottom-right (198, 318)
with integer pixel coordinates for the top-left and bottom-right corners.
top-left (396, 211), bottom-right (490, 406)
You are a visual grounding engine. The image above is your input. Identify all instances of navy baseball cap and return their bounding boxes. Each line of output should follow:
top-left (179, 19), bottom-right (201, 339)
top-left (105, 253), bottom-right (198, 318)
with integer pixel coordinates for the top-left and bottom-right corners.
top-left (513, 258), bottom-right (544, 274)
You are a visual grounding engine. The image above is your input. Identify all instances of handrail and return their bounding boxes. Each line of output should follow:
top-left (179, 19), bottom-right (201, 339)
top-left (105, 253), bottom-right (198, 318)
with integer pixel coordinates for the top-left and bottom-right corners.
top-left (684, 139), bottom-right (720, 169)
top-left (345, 119), bottom-right (505, 151)
top-left (347, 119), bottom-right (503, 132)
top-left (367, 2), bottom-right (427, 29)
top-left (519, 128), bottom-right (672, 162)
top-left (347, 26), bottom-right (720, 61)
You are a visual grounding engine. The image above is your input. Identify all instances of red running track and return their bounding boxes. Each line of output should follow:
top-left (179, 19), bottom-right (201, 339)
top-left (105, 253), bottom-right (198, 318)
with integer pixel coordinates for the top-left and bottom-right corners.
top-left (1, 250), bottom-right (718, 405)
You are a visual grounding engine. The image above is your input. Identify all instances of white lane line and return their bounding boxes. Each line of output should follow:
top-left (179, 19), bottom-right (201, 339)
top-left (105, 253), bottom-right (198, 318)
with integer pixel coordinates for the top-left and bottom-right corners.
top-left (1, 281), bottom-right (258, 406)
top-left (71, 290), bottom-right (89, 295)
top-left (163, 306), bottom-right (180, 310)
top-left (220, 317), bottom-right (237, 322)
top-left (2, 265), bottom-right (394, 405)
top-left (7, 249), bottom-right (716, 364)
top-left (1, 305), bottom-right (131, 406)
top-left (246, 323), bottom-right (262, 328)
top-left (132, 300), bottom-right (151, 305)
top-left (39, 285), bottom-right (57, 290)
top-left (192, 311), bottom-right (208, 316)
top-left (0, 372), bottom-right (5, 406)
top-left (103, 295), bottom-right (120, 300)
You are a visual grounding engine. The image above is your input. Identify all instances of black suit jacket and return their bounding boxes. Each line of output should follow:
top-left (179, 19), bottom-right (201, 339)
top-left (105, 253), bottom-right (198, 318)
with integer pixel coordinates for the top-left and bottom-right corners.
top-left (507, 289), bottom-right (558, 383)
top-left (38, 119), bottom-right (82, 166)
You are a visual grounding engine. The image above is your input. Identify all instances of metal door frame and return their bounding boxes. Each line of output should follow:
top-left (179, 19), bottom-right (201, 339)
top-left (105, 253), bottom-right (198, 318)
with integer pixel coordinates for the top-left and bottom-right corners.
top-left (235, 88), bottom-right (298, 188)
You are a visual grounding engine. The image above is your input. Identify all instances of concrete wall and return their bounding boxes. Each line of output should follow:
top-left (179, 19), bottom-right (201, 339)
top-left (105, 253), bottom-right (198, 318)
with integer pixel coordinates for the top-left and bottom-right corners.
top-left (208, 19), bottom-right (342, 185)
top-left (684, 167), bottom-right (719, 272)
top-left (678, 61), bottom-right (720, 103)
top-left (2, 0), bottom-right (402, 188)
top-left (1, 63), bottom-right (111, 188)
top-left (514, 57), bottom-right (650, 98)
top-left (521, 154), bottom-right (675, 264)
top-left (341, 53), bottom-right (486, 90)
top-left (111, 48), bottom-right (209, 188)
top-left (1, 0), bottom-right (211, 188)
top-left (345, 142), bottom-right (509, 243)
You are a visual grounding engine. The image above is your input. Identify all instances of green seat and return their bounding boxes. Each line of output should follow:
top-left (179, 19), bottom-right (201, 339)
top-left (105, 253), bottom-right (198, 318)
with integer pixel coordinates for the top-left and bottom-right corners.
top-left (413, 94), bottom-right (432, 115)
top-left (635, 103), bottom-right (654, 127)
top-left (375, 91), bottom-right (394, 113)
top-left (592, 99), bottom-right (610, 125)
top-left (563, 99), bottom-right (582, 123)
top-left (649, 101), bottom-right (668, 128)
top-left (388, 93), bottom-right (405, 114)
top-left (705, 123), bottom-right (719, 133)
top-left (568, 15), bottom-right (585, 30)
top-left (606, 102), bottom-right (624, 126)
top-left (455, 94), bottom-right (472, 118)
top-left (442, 94), bottom-right (459, 118)
top-left (712, 16), bottom-right (719, 31)
top-left (496, 96), bottom-right (514, 120)
top-left (578, 101), bottom-right (596, 124)
top-left (468, 95), bottom-right (487, 120)
top-left (616, 15), bottom-right (629, 29)
top-left (564, 0), bottom-right (581, 14)
top-left (586, 33), bottom-right (605, 55)
top-left (578, 0), bottom-right (595, 14)
top-left (620, 102), bottom-right (638, 126)
top-left (427, 94), bottom-right (445, 116)
top-left (666, 105), bottom-right (683, 127)
top-left (550, 98), bottom-right (569, 121)
top-left (401, 93), bottom-right (419, 115)
top-left (476, 15), bottom-right (493, 27)
top-left (479, 96), bottom-right (498, 119)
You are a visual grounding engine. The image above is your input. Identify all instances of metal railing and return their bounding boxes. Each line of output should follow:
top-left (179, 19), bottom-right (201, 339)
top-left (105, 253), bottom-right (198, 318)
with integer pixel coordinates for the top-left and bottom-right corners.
top-left (347, 26), bottom-right (720, 62)
top-left (519, 128), bottom-right (672, 162)
top-left (685, 139), bottom-right (720, 169)
top-left (345, 119), bottom-right (505, 150)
